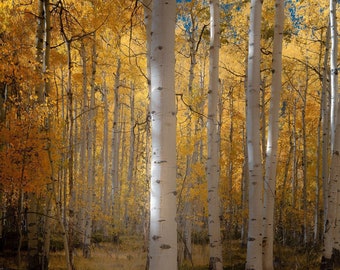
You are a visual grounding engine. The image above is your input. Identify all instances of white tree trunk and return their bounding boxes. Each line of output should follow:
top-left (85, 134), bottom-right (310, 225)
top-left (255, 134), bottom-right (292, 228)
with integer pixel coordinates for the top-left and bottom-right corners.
top-left (148, 0), bottom-right (177, 269)
top-left (329, 0), bottom-right (338, 153)
top-left (322, 106), bottom-right (340, 266)
top-left (124, 84), bottom-right (135, 228)
top-left (78, 41), bottom-right (88, 238)
top-left (321, 25), bottom-right (330, 238)
top-left (245, 0), bottom-right (263, 269)
top-left (322, 1), bottom-right (339, 267)
top-left (111, 58), bottom-right (121, 227)
top-left (83, 35), bottom-right (97, 258)
top-left (262, 1), bottom-right (284, 269)
top-left (207, 0), bottom-right (223, 269)
top-left (101, 72), bottom-right (109, 237)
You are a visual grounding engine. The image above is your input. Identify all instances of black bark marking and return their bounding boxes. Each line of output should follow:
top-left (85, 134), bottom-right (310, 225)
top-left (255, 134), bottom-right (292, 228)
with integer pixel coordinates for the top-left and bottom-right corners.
top-left (155, 160), bottom-right (167, 164)
top-left (160, 244), bottom-right (171, 249)
top-left (152, 235), bottom-right (161, 240)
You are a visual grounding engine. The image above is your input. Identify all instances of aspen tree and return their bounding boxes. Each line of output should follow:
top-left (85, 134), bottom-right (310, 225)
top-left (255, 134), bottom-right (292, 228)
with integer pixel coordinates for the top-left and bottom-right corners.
top-left (321, 0), bottom-right (339, 268)
top-left (28, 1), bottom-right (51, 268)
top-left (83, 34), bottom-right (97, 258)
top-left (60, 8), bottom-right (76, 266)
top-left (111, 58), bottom-right (121, 231)
top-left (321, 25), bottom-right (330, 240)
top-left (79, 41), bottom-right (88, 238)
top-left (176, 2), bottom-right (204, 264)
top-left (207, 0), bottom-right (223, 269)
top-left (148, 0), bottom-right (177, 269)
top-left (102, 72), bottom-right (110, 237)
top-left (329, 0), bottom-right (338, 153)
top-left (262, 1), bottom-right (284, 268)
top-left (245, 0), bottom-right (263, 269)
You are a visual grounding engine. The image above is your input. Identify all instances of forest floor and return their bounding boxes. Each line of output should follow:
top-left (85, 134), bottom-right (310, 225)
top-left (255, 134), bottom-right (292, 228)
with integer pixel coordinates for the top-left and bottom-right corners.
top-left (0, 236), bottom-right (322, 269)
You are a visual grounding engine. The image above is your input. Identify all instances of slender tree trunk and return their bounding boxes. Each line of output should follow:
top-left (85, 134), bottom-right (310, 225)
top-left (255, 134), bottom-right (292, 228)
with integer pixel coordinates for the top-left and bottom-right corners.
top-left (35, 0), bottom-right (45, 103)
top-left (177, 8), bottom-right (202, 264)
top-left (314, 106), bottom-right (322, 243)
top-left (48, 135), bottom-right (72, 270)
top-left (291, 98), bottom-right (299, 242)
top-left (226, 88), bottom-right (234, 238)
top-left (321, 24), bottom-right (330, 241)
top-left (245, 0), bottom-right (263, 269)
top-left (207, 0), bottom-right (223, 269)
top-left (111, 59), bottom-right (121, 234)
top-left (321, 1), bottom-right (339, 268)
top-left (241, 127), bottom-right (249, 247)
top-left (64, 38), bottom-right (76, 270)
top-left (27, 194), bottom-right (40, 270)
top-left (262, 1), bottom-right (284, 268)
top-left (322, 106), bottom-right (340, 269)
top-left (102, 72), bottom-right (109, 237)
top-left (148, 0), bottom-right (177, 269)
top-left (329, 0), bottom-right (338, 153)
top-left (302, 69), bottom-right (308, 246)
top-left (331, 0), bottom-right (340, 263)
top-left (78, 41), bottom-right (88, 239)
top-left (278, 133), bottom-right (293, 246)
top-left (124, 84), bottom-right (135, 230)
top-left (83, 35), bottom-right (97, 258)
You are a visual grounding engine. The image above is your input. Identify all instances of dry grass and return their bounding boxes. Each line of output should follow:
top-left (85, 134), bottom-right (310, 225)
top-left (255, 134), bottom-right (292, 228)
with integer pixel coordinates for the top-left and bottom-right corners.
top-left (50, 241), bottom-right (211, 270)
top-left (1, 237), bottom-right (322, 270)
top-left (50, 236), bottom-right (147, 270)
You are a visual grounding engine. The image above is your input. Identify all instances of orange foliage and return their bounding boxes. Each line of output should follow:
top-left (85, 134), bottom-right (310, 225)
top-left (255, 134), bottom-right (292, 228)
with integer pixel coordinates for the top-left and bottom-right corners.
top-left (0, 106), bottom-right (51, 198)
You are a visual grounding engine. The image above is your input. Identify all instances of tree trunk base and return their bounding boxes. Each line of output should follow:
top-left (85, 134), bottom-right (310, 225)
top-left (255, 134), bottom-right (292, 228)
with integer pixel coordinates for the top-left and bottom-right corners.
top-left (209, 256), bottom-right (222, 270)
top-left (28, 254), bottom-right (41, 270)
top-left (320, 255), bottom-right (333, 270)
top-left (333, 249), bottom-right (340, 267)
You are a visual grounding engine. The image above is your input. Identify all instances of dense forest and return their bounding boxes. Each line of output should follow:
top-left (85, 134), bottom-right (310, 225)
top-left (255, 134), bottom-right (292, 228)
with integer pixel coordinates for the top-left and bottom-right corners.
top-left (0, 0), bottom-right (338, 269)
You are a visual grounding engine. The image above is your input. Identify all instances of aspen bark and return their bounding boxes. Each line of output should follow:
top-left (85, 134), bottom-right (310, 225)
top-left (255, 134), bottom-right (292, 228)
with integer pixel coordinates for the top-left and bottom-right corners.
top-left (321, 24), bottom-right (330, 240)
top-left (148, 0), bottom-right (177, 269)
top-left (329, 0), bottom-right (338, 153)
top-left (124, 84), bottom-right (136, 229)
top-left (302, 68), bottom-right (308, 246)
top-left (78, 41), bottom-right (88, 237)
top-left (63, 37), bottom-right (76, 270)
top-left (262, 1), bottom-right (284, 268)
top-left (241, 127), bottom-right (249, 247)
top-left (245, 0), bottom-right (263, 269)
top-left (207, 0), bottom-right (223, 269)
top-left (102, 72), bottom-right (109, 237)
top-left (83, 35), bottom-right (97, 258)
top-left (321, 1), bottom-right (339, 268)
top-left (27, 194), bottom-right (39, 270)
top-left (111, 59), bottom-right (121, 231)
